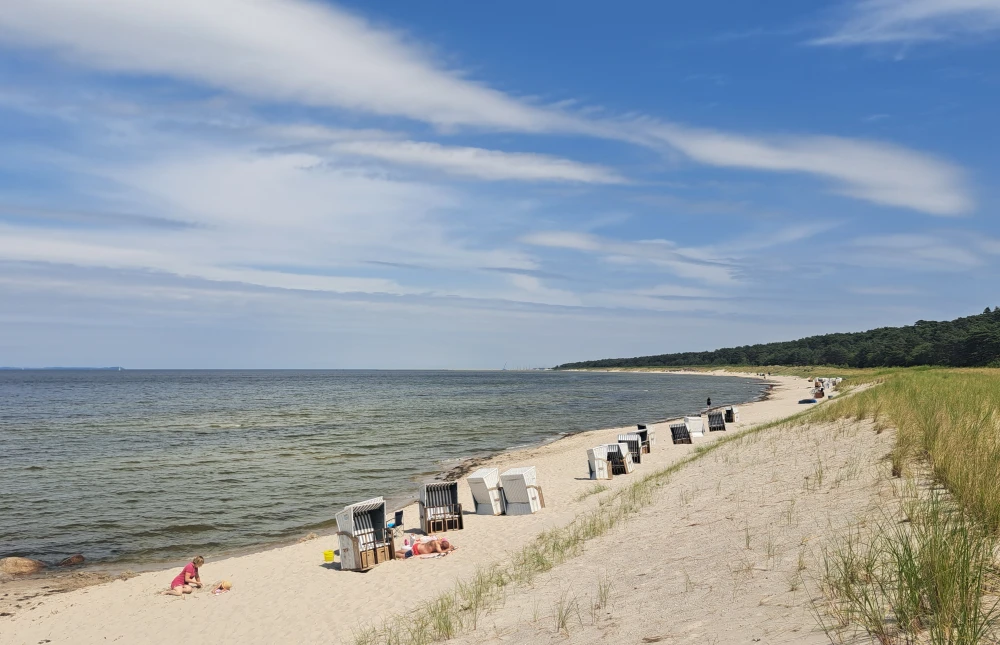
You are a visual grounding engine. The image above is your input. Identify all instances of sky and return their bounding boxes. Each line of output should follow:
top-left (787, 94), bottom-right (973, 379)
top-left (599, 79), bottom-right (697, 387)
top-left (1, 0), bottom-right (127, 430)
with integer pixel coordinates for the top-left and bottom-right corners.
top-left (0, 0), bottom-right (998, 368)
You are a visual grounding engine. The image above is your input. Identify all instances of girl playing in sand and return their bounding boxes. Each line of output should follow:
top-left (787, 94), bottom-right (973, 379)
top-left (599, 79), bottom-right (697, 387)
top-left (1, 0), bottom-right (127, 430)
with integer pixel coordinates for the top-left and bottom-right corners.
top-left (164, 556), bottom-right (204, 596)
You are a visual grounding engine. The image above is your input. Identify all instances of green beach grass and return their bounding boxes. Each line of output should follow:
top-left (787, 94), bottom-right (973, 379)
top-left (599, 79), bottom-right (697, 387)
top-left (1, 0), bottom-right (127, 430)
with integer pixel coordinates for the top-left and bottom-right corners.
top-left (352, 406), bottom-right (818, 645)
top-left (354, 367), bottom-right (1000, 645)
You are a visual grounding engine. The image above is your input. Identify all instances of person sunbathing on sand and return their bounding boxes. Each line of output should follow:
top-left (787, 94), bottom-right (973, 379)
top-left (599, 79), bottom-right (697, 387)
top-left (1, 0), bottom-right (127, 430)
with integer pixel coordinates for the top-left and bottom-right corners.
top-left (396, 537), bottom-right (456, 559)
top-left (163, 555), bottom-right (204, 596)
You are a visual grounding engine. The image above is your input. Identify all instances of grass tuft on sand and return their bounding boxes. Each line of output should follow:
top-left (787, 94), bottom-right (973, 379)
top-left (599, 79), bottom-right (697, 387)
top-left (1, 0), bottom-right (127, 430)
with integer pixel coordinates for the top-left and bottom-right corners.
top-left (352, 408), bottom-right (818, 645)
top-left (808, 368), bottom-right (1000, 644)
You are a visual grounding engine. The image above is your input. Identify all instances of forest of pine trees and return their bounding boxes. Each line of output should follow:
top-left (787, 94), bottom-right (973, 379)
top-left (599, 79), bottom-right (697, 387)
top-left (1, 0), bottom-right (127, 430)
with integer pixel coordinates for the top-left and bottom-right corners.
top-left (556, 308), bottom-right (1000, 369)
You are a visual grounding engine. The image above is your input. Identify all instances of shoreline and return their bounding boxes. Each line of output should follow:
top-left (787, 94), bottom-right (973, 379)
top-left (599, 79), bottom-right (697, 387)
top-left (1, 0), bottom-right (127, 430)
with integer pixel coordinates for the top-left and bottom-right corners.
top-left (7, 370), bottom-right (771, 586)
top-left (2, 371), bottom-right (810, 643)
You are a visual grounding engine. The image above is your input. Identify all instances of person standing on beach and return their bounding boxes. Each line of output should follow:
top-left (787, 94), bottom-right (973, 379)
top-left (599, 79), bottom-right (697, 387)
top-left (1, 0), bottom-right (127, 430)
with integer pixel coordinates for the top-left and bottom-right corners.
top-left (164, 555), bottom-right (204, 596)
top-left (706, 396), bottom-right (712, 408)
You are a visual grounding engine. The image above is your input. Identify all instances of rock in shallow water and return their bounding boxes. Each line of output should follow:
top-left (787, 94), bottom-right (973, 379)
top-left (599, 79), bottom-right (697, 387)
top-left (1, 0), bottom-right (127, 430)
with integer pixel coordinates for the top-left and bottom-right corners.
top-left (0, 557), bottom-right (46, 575)
top-left (57, 554), bottom-right (85, 567)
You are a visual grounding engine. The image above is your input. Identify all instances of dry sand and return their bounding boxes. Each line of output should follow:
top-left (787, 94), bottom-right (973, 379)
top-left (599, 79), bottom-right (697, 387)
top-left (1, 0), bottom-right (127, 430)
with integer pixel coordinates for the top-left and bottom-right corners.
top-left (448, 419), bottom-right (893, 645)
top-left (1, 372), bottom-right (849, 644)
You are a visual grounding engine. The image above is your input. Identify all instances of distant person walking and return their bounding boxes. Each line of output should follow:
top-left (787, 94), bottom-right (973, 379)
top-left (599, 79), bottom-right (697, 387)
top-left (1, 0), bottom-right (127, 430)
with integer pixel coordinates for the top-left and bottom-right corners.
top-left (706, 396), bottom-right (712, 408)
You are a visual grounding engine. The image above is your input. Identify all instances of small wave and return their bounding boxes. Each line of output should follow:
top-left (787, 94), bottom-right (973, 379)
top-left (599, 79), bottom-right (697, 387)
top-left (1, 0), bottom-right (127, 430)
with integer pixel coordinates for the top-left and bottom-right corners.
top-left (135, 523), bottom-right (218, 537)
top-left (24, 465), bottom-right (44, 471)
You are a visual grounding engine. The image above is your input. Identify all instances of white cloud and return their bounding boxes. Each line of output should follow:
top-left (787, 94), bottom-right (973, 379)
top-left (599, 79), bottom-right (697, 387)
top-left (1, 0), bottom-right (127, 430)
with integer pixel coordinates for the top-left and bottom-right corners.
top-left (632, 284), bottom-right (717, 298)
top-left (333, 140), bottom-right (627, 183)
top-left (521, 231), bottom-right (738, 284)
top-left (851, 233), bottom-right (985, 270)
top-left (641, 124), bottom-right (973, 215)
top-left (0, 0), bottom-right (976, 215)
top-left (0, 146), bottom-right (560, 303)
top-left (848, 286), bottom-right (921, 296)
top-left (812, 0), bottom-right (1000, 46)
top-left (0, 0), bottom-right (565, 130)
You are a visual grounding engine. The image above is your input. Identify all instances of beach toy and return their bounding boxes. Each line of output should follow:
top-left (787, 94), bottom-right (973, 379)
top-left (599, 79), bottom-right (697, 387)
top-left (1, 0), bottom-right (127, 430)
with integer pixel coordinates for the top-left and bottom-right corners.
top-left (323, 549), bottom-right (334, 563)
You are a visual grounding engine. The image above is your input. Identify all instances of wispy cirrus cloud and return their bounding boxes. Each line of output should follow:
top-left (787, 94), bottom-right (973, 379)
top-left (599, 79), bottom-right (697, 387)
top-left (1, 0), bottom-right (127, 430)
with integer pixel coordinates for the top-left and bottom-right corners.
top-left (332, 140), bottom-right (627, 183)
top-left (850, 231), bottom-right (1000, 271)
top-left (520, 231), bottom-right (738, 284)
top-left (0, 0), bottom-right (566, 131)
top-left (640, 124), bottom-right (973, 215)
top-left (812, 0), bottom-right (1000, 46)
top-left (0, 0), bottom-right (976, 216)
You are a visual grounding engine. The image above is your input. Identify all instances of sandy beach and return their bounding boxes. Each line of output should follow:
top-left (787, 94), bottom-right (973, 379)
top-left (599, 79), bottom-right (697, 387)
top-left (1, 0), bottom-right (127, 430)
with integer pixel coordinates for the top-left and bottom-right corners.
top-left (1, 372), bottom-right (840, 644)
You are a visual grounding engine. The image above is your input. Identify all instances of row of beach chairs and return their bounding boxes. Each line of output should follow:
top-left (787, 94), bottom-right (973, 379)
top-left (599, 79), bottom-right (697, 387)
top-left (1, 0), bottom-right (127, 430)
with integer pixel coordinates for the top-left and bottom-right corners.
top-left (335, 466), bottom-right (545, 572)
top-left (589, 407), bottom-right (741, 479)
top-left (586, 424), bottom-right (653, 480)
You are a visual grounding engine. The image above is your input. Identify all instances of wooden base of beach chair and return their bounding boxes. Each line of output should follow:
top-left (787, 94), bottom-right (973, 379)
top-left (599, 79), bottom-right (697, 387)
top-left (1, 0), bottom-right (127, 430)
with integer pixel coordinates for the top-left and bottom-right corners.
top-left (358, 545), bottom-right (393, 570)
top-left (426, 515), bottom-right (464, 533)
top-left (421, 502), bottom-right (464, 533)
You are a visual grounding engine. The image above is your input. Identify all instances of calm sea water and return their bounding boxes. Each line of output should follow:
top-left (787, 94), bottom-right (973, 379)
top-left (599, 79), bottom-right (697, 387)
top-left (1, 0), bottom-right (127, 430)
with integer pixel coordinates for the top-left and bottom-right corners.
top-left (0, 370), bottom-right (765, 567)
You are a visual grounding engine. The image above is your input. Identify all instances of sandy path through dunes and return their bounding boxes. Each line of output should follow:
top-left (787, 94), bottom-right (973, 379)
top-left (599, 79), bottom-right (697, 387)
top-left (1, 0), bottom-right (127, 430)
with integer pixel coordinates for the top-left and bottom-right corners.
top-left (1, 373), bottom-right (820, 645)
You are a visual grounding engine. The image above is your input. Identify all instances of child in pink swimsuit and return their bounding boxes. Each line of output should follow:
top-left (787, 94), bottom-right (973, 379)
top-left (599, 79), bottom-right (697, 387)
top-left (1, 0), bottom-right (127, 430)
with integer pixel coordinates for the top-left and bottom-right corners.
top-left (164, 556), bottom-right (204, 596)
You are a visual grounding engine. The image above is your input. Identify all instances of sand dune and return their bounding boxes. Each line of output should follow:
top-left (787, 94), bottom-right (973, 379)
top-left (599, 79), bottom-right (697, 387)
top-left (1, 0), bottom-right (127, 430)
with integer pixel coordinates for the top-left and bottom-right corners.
top-left (2, 372), bottom-right (833, 644)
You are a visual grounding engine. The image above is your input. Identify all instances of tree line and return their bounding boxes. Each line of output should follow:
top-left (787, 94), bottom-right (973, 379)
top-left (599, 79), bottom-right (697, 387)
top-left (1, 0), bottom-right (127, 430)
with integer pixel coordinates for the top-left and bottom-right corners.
top-left (555, 308), bottom-right (1000, 369)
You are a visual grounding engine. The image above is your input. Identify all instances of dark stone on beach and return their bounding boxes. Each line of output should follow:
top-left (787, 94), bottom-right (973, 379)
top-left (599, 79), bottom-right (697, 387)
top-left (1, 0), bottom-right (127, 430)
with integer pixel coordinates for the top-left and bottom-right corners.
top-left (0, 557), bottom-right (46, 575)
top-left (57, 554), bottom-right (85, 567)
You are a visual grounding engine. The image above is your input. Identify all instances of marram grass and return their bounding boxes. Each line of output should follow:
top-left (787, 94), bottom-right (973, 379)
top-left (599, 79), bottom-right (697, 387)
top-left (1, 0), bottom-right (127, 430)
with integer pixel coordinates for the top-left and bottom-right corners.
top-left (811, 368), bottom-right (1000, 644)
top-left (354, 367), bottom-right (1000, 645)
top-left (352, 411), bottom-right (813, 645)
top-left (813, 368), bottom-right (1000, 532)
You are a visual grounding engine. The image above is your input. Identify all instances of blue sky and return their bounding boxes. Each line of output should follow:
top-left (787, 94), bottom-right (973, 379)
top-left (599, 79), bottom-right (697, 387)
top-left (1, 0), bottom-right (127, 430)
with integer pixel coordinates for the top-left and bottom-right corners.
top-left (0, 0), bottom-right (998, 368)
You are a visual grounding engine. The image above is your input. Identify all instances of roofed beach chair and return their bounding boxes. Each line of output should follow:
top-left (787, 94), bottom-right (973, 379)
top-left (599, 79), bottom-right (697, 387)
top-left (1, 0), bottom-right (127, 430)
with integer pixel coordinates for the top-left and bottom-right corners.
top-left (468, 467), bottom-right (505, 515)
top-left (587, 445), bottom-right (613, 480)
top-left (419, 481), bottom-right (464, 533)
top-left (707, 411), bottom-right (727, 432)
top-left (335, 496), bottom-right (394, 571)
top-left (605, 442), bottom-right (635, 475)
top-left (635, 424), bottom-right (654, 452)
top-left (684, 416), bottom-right (704, 438)
top-left (724, 406), bottom-right (740, 423)
top-left (670, 422), bottom-right (692, 444)
top-left (617, 433), bottom-right (643, 464)
top-left (499, 467), bottom-right (545, 515)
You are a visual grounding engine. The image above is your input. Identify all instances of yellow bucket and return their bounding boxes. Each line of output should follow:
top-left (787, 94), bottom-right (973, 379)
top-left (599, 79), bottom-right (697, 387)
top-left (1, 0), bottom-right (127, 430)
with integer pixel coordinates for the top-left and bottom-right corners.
top-left (323, 550), bottom-right (334, 563)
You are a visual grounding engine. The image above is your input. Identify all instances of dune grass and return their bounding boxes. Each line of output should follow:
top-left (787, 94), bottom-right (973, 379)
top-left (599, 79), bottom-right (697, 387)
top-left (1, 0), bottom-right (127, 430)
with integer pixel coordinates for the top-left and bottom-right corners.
top-left (818, 493), bottom-right (1000, 645)
top-left (812, 368), bottom-right (1000, 532)
top-left (352, 410), bottom-right (817, 645)
top-left (354, 367), bottom-right (1000, 644)
top-left (809, 368), bottom-right (1000, 643)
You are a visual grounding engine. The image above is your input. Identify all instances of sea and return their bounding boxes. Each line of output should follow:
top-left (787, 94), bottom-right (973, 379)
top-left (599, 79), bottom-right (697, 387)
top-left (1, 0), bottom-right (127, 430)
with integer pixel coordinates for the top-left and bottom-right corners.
top-left (0, 369), bottom-right (767, 569)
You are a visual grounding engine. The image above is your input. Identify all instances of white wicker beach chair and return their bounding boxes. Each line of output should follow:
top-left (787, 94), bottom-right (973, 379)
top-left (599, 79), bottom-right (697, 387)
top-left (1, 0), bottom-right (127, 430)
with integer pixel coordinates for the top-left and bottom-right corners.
top-left (605, 442), bottom-right (635, 475)
top-left (419, 482), bottom-right (464, 533)
top-left (684, 416), bottom-right (704, 437)
top-left (724, 406), bottom-right (740, 423)
top-left (587, 446), bottom-right (612, 480)
top-left (617, 433), bottom-right (643, 464)
top-left (335, 496), bottom-right (394, 571)
top-left (499, 467), bottom-right (545, 515)
top-left (468, 467), bottom-right (504, 515)
top-left (707, 411), bottom-right (727, 432)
